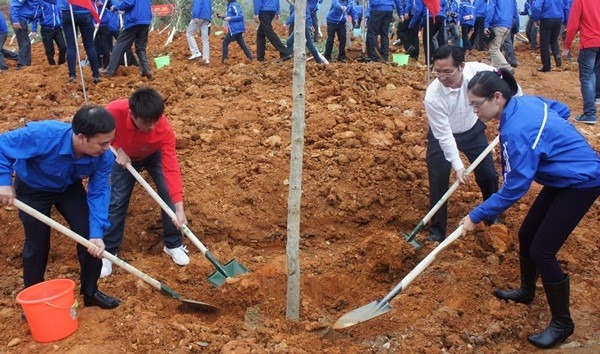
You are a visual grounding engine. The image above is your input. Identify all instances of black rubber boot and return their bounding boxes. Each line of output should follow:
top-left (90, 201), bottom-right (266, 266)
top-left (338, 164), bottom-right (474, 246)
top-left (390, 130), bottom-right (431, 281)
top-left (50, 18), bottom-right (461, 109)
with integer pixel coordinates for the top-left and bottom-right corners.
top-left (527, 275), bottom-right (575, 349)
top-left (493, 257), bottom-right (538, 304)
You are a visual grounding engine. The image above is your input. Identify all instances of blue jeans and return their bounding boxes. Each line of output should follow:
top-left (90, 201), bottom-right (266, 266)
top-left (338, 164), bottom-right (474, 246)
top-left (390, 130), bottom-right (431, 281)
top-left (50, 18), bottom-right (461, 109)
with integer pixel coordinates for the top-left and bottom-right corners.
top-left (103, 150), bottom-right (183, 255)
top-left (62, 11), bottom-right (99, 78)
top-left (578, 47), bottom-right (600, 117)
top-left (222, 32), bottom-right (253, 62)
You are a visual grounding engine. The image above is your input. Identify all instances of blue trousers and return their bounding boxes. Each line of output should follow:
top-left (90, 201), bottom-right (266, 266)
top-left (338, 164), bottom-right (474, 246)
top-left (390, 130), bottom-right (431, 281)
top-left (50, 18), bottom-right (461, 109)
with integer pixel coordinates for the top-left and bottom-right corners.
top-left (578, 47), bottom-right (600, 118)
top-left (61, 11), bottom-right (99, 78)
top-left (103, 150), bottom-right (183, 255)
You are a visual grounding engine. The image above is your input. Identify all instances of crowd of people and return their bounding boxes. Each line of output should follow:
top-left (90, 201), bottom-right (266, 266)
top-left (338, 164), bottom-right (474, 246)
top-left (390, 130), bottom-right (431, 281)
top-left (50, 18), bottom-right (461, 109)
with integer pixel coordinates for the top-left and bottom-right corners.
top-left (1, 0), bottom-right (600, 350)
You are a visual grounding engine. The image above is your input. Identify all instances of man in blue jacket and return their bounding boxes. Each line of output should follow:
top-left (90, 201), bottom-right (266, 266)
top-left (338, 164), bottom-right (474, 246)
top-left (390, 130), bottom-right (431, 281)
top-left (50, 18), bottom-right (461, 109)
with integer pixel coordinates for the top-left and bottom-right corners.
top-left (31, 1), bottom-right (66, 65)
top-left (100, 0), bottom-right (153, 79)
top-left (10, 0), bottom-right (54, 69)
top-left (0, 106), bottom-right (121, 309)
top-left (531, 0), bottom-right (568, 72)
top-left (253, 0), bottom-right (291, 62)
top-left (367, 0), bottom-right (403, 62)
top-left (1, 11), bottom-right (19, 72)
top-left (186, 0), bottom-right (212, 64)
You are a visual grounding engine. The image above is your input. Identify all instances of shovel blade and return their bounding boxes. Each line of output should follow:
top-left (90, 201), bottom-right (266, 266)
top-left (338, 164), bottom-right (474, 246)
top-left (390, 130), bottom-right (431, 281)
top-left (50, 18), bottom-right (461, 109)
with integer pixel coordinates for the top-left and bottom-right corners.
top-left (179, 298), bottom-right (220, 312)
top-left (333, 300), bottom-right (392, 329)
top-left (207, 259), bottom-right (249, 287)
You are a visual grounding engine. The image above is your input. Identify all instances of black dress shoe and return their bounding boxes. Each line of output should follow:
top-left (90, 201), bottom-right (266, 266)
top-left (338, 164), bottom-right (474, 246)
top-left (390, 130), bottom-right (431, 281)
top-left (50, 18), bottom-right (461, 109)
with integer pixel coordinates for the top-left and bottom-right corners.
top-left (277, 54), bottom-right (292, 63)
top-left (537, 67), bottom-right (550, 72)
top-left (141, 71), bottom-right (153, 80)
top-left (555, 56), bottom-right (562, 67)
top-left (426, 234), bottom-right (444, 243)
top-left (84, 291), bottom-right (120, 309)
top-left (99, 68), bottom-right (113, 77)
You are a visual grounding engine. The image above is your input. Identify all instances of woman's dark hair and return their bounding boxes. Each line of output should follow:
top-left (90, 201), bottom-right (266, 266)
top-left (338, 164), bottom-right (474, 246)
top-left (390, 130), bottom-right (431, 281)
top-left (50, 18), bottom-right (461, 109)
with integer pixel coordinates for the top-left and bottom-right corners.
top-left (432, 44), bottom-right (465, 67)
top-left (129, 87), bottom-right (165, 122)
top-left (467, 69), bottom-right (519, 101)
top-left (72, 105), bottom-right (116, 137)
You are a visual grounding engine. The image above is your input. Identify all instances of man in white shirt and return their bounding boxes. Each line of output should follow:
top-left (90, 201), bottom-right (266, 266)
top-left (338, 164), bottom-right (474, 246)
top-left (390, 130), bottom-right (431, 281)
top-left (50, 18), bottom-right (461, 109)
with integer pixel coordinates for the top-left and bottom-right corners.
top-left (424, 45), bottom-right (506, 242)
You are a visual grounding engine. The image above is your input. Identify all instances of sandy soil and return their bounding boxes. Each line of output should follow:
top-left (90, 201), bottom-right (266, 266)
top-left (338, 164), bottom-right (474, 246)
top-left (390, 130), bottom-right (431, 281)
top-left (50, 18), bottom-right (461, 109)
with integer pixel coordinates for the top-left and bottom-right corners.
top-left (0, 23), bottom-right (599, 353)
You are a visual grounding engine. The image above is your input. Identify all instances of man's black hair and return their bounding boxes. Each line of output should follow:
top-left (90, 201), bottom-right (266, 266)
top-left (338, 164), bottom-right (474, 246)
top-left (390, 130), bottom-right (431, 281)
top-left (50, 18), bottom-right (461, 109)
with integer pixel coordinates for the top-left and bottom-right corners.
top-left (72, 105), bottom-right (116, 137)
top-left (433, 44), bottom-right (465, 67)
top-left (129, 87), bottom-right (165, 123)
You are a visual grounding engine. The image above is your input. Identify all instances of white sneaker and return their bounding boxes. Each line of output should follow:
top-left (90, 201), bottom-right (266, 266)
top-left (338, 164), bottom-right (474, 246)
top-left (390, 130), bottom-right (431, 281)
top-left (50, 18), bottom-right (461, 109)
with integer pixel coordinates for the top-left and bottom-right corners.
top-left (189, 52), bottom-right (202, 60)
top-left (204, 59), bottom-right (210, 65)
top-left (100, 257), bottom-right (113, 278)
top-left (163, 245), bottom-right (190, 266)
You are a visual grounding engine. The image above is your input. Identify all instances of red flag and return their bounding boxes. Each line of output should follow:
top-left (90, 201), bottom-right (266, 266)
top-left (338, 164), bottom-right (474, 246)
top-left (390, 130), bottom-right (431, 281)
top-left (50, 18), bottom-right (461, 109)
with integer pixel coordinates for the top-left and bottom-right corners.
top-left (423, 0), bottom-right (441, 18)
top-left (67, 0), bottom-right (101, 24)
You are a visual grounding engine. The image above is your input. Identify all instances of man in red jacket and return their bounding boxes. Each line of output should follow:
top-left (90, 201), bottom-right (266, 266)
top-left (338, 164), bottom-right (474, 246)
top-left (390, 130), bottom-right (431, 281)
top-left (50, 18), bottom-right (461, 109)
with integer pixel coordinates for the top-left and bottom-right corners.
top-left (101, 87), bottom-right (190, 278)
top-left (562, 0), bottom-right (600, 125)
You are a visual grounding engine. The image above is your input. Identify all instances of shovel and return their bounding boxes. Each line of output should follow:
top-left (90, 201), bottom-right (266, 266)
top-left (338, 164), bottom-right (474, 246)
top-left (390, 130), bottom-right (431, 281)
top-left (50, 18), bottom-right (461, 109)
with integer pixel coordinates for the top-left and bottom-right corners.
top-left (334, 225), bottom-right (464, 329)
top-left (402, 135), bottom-right (499, 249)
top-left (12, 199), bottom-right (218, 312)
top-left (110, 147), bottom-right (249, 287)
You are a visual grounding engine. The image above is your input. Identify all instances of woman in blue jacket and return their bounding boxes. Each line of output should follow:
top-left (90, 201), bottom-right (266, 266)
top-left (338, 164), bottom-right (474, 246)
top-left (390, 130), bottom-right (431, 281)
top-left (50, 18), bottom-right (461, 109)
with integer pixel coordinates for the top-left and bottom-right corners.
top-left (324, 0), bottom-right (354, 62)
top-left (461, 70), bottom-right (600, 349)
top-left (221, 0), bottom-right (253, 63)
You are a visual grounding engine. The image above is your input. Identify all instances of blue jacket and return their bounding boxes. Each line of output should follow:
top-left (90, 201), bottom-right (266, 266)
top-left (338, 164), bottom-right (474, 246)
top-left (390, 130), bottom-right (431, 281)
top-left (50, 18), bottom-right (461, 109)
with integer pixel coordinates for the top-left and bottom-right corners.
top-left (226, 1), bottom-right (246, 35)
top-left (473, 0), bottom-right (486, 17)
top-left (485, 0), bottom-right (514, 29)
top-left (57, 0), bottom-right (90, 14)
top-left (31, 2), bottom-right (61, 31)
top-left (308, 0), bottom-right (324, 12)
top-left (285, 5), bottom-right (314, 28)
top-left (10, 0), bottom-right (55, 23)
top-left (531, 0), bottom-right (566, 21)
top-left (409, 0), bottom-right (448, 29)
top-left (253, 0), bottom-right (280, 16)
top-left (458, 0), bottom-right (475, 26)
top-left (370, 0), bottom-right (402, 14)
top-left (446, 0), bottom-right (458, 24)
top-left (326, 0), bottom-right (355, 24)
top-left (0, 11), bottom-right (10, 33)
top-left (0, 121), bottom-right (115, 238)
top-left (191, 0), bottom-right (212, 21)
top-left (107, 8), bottom-right (119, 32)
top-left (469, 96), bottom-right (600, 223)
top-left (95, 0), bottom-right (112, 26)
top-left (112, 0), bottom-right (152, 29)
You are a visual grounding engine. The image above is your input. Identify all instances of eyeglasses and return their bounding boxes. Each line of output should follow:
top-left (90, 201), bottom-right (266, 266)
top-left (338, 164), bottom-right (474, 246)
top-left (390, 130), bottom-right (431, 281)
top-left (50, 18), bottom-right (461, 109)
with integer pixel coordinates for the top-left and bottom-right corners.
top-left (432, 68), bottom-right (457, 79)
top-left (469, 95), bottom-right (494, 109)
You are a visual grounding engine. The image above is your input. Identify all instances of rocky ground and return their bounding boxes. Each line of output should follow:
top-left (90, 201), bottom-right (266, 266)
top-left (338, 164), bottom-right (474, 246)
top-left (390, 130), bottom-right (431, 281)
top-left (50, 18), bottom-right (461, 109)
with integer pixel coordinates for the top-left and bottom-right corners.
top-left (0, 22), bottom-right (599, 353)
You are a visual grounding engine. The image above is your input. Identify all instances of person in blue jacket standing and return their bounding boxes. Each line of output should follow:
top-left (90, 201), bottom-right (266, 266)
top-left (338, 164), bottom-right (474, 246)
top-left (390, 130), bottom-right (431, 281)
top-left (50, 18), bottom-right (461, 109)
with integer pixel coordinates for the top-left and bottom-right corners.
top-left (253, 0), bottom-right (291, 62)
top-left (409, 0), bottom-right (447, 65)
top-left (10, 0), bottom-right (53, 69)
top-left (186, 0), bottom-right (212, 64)
top-left (366, 0), bottom-right (402, 62)
top-left (221, 0), bottom-right (253, 63)
top-left (57, 0), bottom-right (101, 83)
top-left (461, 70), bottom-right (600, 349)
top-left (469, 0), bottom-right (487, 51)
top-left (0, 106), bottom-right (122, 309)
top-left (521, 0), bottom-right (539, 50)
top-left (99, 0), bottom-right (153, 79)
top-left (458, 0), bottom-right (475, 51)
top-left (308, 0), bottom-right (324, 42)
top-left (31, 1), bottom-right (66, 65)
top-left (1, 10), bottom-right (19, 72)
top-left (285, 4), bottom-right (324, 64)
top-left (531, 0), bottom-right (568, 72)
top-left (324, 0), bottom-right (354, 62)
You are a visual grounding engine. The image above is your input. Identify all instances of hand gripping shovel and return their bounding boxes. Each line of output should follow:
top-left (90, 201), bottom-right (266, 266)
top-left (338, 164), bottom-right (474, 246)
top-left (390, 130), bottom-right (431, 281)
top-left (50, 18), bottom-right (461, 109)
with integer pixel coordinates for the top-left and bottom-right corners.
top-left (110, 147), bottom-right (248, 287)
top-left (334, 225), bottom-right (464, 329)
top-left (12, 199), bottom-right (218, 311)
top-left (402, 135), bottom-right (499, 249)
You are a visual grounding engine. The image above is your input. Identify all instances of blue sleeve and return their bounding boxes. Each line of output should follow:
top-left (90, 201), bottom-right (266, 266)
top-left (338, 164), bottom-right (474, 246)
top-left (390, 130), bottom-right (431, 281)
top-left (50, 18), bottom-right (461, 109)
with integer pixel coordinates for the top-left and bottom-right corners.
top-left (537, 97), bottom-right (570, 121)
top-left (484, 0), bottom-right (495, 28)
top-left (0, 127), bottom-right (39, 186)
top-left (395, 0), bottom-right (403, 14)
top-left (253, 0), bottom-right (261, 15)
top-left (10, 0), bottom-right (23, 23)
top-left (113, 0), bottom-right (135, 11)
top-left (470, 139), bottom-right (539, 223)
top-left (530, 0), bottom-right (541, 21)
top-left (229, 4), bottom-right (244, 22)
top-left (86, 152), bottom-right (114, 238)
top-left (285, 6), bottom-right (294, 26)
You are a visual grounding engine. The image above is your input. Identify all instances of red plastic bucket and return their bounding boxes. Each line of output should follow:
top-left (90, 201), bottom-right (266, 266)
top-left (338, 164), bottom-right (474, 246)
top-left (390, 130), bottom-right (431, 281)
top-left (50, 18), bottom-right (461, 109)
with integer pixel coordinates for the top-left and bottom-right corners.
top-left (16, 279), bottom-right (79, 342)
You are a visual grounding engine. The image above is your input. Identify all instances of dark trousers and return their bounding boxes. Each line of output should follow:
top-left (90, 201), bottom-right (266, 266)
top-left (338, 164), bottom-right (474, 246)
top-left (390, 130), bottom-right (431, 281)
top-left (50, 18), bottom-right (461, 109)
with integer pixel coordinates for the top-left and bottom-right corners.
top-left (222, 32), bottom-right (253, 62)
top-left (256, 11), bottom-right (289, 61)
top-left (366, 10), bottom-right (393, 61)
top-left (105, 24), bottom-right (150, 75)
top-left (287, 27), bottom-right (323, 63)
top-left (110, 30), bottom-right (138, 67)
top-left (15, 19), bottom-right (31, 68)
top-left (399, 15), bottom-right (420, 59)
top-left (426, 121), bottom-right (498, 238)
top-left (461, 24), bottom-right (473, 51)
top-left (518, 186), bottom-right (600, 283)
top-left (0, 32), bottom-right (19, 70)
top-left (525, 18), bottom-right (538, 48)
top-left (539, 17), bottom-right (562, 70)
top-left (94, 25), bottom-right (111, 68)
top-left (41, 27), bottom-right (66, 65)
top-left (15, 177), bottom-right (101, 296)
top-left (423, 16), bottom-right (445, 65)
top-left (61, 11), bottom-right (99, 78)
top-left (310, 10), bottom-right (320, 41)
top-left (470, 16), bottom-right (485, 51)
top-left (324, 21), bottom-right (347, 60)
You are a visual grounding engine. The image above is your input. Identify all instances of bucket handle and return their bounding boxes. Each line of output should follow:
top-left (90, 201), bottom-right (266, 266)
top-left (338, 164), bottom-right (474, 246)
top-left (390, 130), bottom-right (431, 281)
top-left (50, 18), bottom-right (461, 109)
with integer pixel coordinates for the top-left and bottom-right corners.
top-left (43, 300), bottom-right (78, 310)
